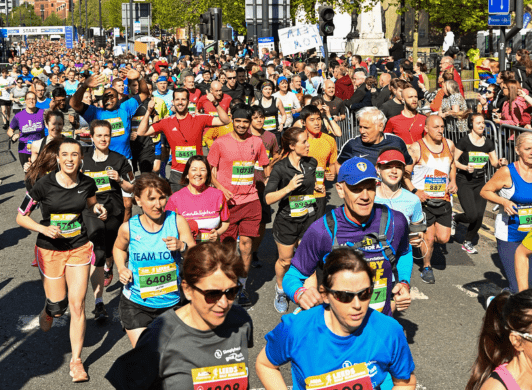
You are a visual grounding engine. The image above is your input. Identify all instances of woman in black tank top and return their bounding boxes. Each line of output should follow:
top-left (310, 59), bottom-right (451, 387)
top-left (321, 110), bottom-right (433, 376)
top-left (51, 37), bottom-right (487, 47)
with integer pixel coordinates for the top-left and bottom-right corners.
top-left (254, 80), bottom-right (286, 144)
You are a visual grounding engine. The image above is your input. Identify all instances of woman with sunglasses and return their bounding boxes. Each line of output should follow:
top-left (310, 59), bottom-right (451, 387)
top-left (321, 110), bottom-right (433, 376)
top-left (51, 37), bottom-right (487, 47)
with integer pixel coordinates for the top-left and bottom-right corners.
top-left (114, 173), bottom-right (196, 347)
top-left (165, 155), bottom-right (229, 243)
top-left (10, 76), bottom-right (28, 114)
top-left (106, 241), bottom-right (253, 390)
top-left (256, 248), bottom-right (416, 390)
top-left (466, 289), bottom-right (532, 390)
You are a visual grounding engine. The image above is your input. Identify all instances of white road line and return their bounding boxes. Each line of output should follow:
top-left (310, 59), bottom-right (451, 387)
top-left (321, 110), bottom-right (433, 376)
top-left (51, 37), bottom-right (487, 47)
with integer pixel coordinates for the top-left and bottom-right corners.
top-left (410, 286), bottom-right (428, 300)
top-left (455, 284), bottom-right (479, 298)
top-left (16, 313), bottom-right (69, 332)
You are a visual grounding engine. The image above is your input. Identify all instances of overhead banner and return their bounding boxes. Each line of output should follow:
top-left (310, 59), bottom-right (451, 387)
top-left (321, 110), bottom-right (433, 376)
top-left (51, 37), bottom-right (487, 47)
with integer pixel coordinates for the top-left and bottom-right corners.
top-left (0, 26), bottom-right (66, 37)
top-left (277, 25), bottom-right (323, 55)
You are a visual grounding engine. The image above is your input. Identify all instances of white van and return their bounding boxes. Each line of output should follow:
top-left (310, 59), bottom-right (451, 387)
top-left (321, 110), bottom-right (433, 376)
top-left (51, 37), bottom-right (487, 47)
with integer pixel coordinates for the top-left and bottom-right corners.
top-left (50, 35), bottom-right (61, 41)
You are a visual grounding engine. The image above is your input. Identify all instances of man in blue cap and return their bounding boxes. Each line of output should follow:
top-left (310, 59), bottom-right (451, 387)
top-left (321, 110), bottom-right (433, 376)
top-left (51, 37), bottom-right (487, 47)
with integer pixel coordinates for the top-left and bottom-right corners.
top-left (282, 156), bottom-right (414, 317)
top-left (153, 75), bottom-right (174, 114)
top-left (273, 76), bottom-right (301, 129)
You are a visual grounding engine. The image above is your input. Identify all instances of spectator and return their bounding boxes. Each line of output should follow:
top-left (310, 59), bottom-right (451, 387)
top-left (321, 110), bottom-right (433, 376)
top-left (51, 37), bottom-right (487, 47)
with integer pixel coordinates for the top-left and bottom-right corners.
top-left (343, 71), bottom-right (371, 113)
top-left (372, 72), bottom-right (392, 108)
top-left (442, 26), bottom-right (455, 56)
top-left (431, 69), bottom-right (457, 112)
top-left (478, 84), bottom-right (501, 120)
top-left (493, 80), bottom-right (532, 128)
top-left (414, 61), bottom-right (430, 91)
top-left (440, 56), bottom-right (464, 96)
top-left (334, 66), bottom-right (354, 100)
top-left (440, 80), bottom-right (470, 133)
top-left (322, 79), bottom-right (346, 121)
top-left (389, 36), bottom-right (404, 62)
top-left (513, 49), bottom-right (532, 93)
top-left (381, 78), bottom-right (409, 119)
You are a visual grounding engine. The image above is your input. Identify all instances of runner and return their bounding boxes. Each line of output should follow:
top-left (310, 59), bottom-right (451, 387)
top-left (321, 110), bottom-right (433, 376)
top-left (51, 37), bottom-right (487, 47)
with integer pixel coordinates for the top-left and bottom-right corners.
top-left (207, 104), bottom-right (271, 306)
top-left (265, 127), bottom-right (320, 313)
top-left (183, 74), bottom-right (203, 114)
top-left (63, 69), bottom-right (79, 97)
top-left (384, 87), bottom-right (426, 145)
top-left (82, 120), bottom-right (135, 321)
top-left (165, 155), bottom-right (229, 243)
top-left (10, 77), bottom-right (28, 114)
top-left (481, 132), bottom-right (532, 294)
top-left (272, 76), bottom-right (301, 129)
top-left (34, 79), bottom-right (51, 110)
top-left (24, 138), bottom-right (62, 192)
top-left (48, 87), bottom-right (79, 138)
top-left (249, 106), bottom-right (280, 268)
top-left (136, 88), bottom-right (230, 193)
top-left (0, 67), bottom-right (15, 129)
top-left (454, 113), bottom-right (507, 254)
top-left (27, 110), bottom-right (64, 168)
top-left (106, 242), bottom-right (253, 390)
top-left (113, 173), bottom-right (195, 347)
top-left (404, 115), bottom-right (457, 284)
top-left (16, 138), bottom-right (107, 382)
top-left (7, 91), bottom-right (45, 169)
top-left (322, 79), bottom-right (346, 122)
top-left (253, 80), bottom-right (286, 146)
top-left (283, 157), bottom-right (413, 317)
top-left (203, 97), bottom-right (243, 148)
top-left (256, 248), bottom-right (416, 390)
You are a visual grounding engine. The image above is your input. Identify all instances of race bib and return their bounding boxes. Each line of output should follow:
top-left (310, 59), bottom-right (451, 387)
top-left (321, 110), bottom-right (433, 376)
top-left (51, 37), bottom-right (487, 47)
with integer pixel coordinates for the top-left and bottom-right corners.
top-left (50, 214), bottom-right (81, 238)
top-left (175, 145), bottom-right (197, 165)
top-left (208, 111), bottom-right (219, 117)
top-left (108, 117), bottom-right (125, 137)
top-left (284, 103), bottom-right (292, 112)
top-left (518, 205), bottom-right (532, 232)
top-left (199, 232), bottom-right (211, 242)
top-left (255, 150), bottom-right (270, 171)
top-left (370, 277), bottom-right (387, 313)
top-left (289, 195), bottom-right (316, 218)
top-left (131, 115), bottom-right (143, 132)
top-left (26, 140), bottom-right (33, 151)
top-left (316, 167), bottom-right (325, 186)
top-left (191, 363), bottom-right (248, 390)
top-left (61, 130), bottom-right (74, 138)
top-left (188, 102), bottom-right (197, 114)
top-left (19, 97), bottom-right (25, 104)
top-left (424, 176), bottom-right (447, 198)
top-left (152, 133), bottom-right (161, 143)
top-left (469, 152), bottom-right (489, 169)
top-left (231, 161), bottom-right (254, 186)
top-left (305, 362), bottom-right (374, 390)
top-left (85, 171), bottom-right (111, 192)
top-left (138, 263), bottom-right (178, 299)
top-left (264, 116), bottom-right (276, 131)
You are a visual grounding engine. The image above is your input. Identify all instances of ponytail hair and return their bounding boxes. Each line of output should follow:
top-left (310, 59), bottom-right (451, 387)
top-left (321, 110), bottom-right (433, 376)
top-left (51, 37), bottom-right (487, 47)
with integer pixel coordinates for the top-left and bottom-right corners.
top-left (466, 289), bottom-right (532, 390)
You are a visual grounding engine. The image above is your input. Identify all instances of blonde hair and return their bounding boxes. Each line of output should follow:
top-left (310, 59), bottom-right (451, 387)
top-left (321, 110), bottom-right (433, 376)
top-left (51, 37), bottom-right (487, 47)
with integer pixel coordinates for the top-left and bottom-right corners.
top-left (516, 132), bottom-right (532, 152)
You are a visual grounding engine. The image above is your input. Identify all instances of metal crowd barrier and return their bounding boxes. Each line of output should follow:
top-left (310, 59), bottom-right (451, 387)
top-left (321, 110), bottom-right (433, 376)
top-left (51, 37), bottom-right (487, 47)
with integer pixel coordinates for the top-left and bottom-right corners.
top-left (335, 107), bottom-right (359, 151)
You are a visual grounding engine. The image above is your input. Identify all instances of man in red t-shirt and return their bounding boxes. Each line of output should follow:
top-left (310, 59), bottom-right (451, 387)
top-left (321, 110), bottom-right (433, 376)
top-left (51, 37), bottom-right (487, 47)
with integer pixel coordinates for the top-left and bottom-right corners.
top-left (183, 74), bottom-right (203, 114)
top-left (384, 87), bottom-right (426, 145)
top-left (196, 81), bottom-right (232, 116)
top-left (137, 88), bottom-right (230, 193)
top-left (208, 105), bottom-right (270, 306)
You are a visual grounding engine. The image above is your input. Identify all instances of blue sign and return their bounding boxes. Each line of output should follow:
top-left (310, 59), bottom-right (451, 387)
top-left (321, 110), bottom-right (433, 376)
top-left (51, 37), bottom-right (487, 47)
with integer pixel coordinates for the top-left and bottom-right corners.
top-left (488, 14), bottom-right (512, 26)
top-left (65, 26), bottom-right (74, 49)
top-left (258, 37), bottom-right (274, 44)
top-left (489, 0), bottom-right (510, 14)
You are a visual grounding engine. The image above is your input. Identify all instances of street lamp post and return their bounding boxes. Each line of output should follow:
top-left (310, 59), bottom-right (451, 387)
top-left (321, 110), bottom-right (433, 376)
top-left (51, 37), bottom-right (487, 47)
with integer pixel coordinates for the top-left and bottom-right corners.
top-left (99, 0), bottom-right (103, 41)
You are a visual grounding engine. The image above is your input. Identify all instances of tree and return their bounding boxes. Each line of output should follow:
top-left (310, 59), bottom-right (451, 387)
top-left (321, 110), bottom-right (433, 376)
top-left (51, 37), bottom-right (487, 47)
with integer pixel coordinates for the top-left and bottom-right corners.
top-left (8, 4), bottom-right (41, 27)
top-left (70, 0), bottom-right (111, 30)
top-left (44, 12), bottom-right (64, 26)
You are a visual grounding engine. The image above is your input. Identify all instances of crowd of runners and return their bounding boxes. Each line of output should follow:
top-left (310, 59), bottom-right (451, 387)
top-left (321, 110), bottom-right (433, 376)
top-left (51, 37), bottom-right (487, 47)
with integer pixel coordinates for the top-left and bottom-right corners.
top-left (6, 36), bottom-right (532, 389)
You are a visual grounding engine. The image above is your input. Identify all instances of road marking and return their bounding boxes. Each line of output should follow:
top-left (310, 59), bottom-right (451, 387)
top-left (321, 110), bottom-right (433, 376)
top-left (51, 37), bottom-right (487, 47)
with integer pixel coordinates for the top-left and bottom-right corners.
top-left (410, 286), bottom-right (428, 300)
top-left (16, 313), bottom-right (69, 332)
top-left (455, 284), bottom-right (479, 298)
top-left (416, 384), bottom-right (427, 390)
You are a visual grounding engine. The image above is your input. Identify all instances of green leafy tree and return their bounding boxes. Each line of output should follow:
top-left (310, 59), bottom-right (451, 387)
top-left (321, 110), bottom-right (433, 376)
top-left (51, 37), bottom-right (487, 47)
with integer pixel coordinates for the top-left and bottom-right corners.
top-left (8, 4), bottom-right (41, 27)
top-left (44, 12), bottom-right (65, 26)
top-left (71, 0), bottom-right (111, 30)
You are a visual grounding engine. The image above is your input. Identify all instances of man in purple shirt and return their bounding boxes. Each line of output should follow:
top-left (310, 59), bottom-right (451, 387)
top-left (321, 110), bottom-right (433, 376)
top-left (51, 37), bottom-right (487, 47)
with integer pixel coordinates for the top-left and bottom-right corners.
top-left (282, 156), bottom-right (414, 317)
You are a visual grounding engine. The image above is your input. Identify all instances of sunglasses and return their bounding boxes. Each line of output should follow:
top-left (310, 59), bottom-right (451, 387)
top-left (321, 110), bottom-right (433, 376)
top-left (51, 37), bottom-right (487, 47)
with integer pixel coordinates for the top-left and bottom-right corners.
top-left (191, 283), bottom-right (242, 304)
top-left (512, 330), bottom-right (532, 342)
top-left (326, 286), bottom-right (373, 303)
top-left (226, 76), bottom-right (237, 80)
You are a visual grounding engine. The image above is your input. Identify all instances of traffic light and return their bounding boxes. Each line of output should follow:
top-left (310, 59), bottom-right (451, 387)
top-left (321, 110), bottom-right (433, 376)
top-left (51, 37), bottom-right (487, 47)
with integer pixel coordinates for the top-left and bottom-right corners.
top-left (199, 12), bottom-right (213, 39)
top-left (318, 6), bottom-right (335, 37)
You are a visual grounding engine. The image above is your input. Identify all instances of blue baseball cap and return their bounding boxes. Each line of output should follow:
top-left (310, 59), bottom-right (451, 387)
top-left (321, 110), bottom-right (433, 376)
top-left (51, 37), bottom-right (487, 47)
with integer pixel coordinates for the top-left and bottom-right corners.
top-left (277, 76), bottom-right (288, 86)
top-left (338, 157), bottom-right (379, 185)
top-left (156, 76), bottom-right (168, 83)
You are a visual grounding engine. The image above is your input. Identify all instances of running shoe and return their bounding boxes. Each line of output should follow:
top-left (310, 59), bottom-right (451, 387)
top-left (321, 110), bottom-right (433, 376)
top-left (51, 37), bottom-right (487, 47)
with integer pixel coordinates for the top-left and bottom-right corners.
top-left (69, 358), bottom-right (89, 382)
top-left (485, 295), bottom-right (495, 309)
top-left (103, 269), bottom-right (113, 287)
top-left (94, 302), bottom-right (108, 322)
top-left (420, 266), bottom-right (435, 284)
top-left (39, 309), bottom-right (53, 332)
top-left (274, 285), bottom-right (289, 313)
top-left (237, 289), bottom-right (252, 307)
top-left (251, 252), bottom-right (262, 268)
top-left (451, 212), bottom-right (456, 236)
top-left (462, 241), bottom-right (478, 254)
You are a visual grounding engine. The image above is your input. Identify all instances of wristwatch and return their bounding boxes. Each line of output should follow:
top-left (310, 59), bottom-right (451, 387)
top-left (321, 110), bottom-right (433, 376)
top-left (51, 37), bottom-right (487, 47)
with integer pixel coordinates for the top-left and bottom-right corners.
top-left (212, 100), bottom-right (219, 107)
top-left (180, 241), bottom-right (188, 253)
top-left (412, 188), bottom-right (418, 194)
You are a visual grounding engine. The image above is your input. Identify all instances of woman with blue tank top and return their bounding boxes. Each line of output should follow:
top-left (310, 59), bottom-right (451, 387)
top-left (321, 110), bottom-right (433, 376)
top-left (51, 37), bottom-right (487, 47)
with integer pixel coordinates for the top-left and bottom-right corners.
top-left (481, 132), bottom-right (532, 294)
top-left (113, 173), bottom-right (195, 347)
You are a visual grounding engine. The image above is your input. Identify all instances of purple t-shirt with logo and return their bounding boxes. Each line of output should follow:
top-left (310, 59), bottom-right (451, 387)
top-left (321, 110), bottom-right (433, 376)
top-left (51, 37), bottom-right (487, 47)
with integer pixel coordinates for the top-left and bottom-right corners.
top-left (290, 204), bottom-right (410, 316)
top-left (10, 109), bottom-right (45, 154)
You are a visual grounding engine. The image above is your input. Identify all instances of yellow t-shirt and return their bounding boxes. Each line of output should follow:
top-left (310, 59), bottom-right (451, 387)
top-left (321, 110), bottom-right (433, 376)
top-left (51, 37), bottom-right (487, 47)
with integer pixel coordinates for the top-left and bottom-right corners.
top-left (308, 132), bottom-right (338, 198)
top-left (203, 123), bottom-right (234, 148)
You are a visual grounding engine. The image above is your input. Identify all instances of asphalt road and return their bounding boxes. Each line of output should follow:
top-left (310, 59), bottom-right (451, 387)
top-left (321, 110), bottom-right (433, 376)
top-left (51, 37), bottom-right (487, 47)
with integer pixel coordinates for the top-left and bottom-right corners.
top-left (0, 128), bottom-right (509, 390)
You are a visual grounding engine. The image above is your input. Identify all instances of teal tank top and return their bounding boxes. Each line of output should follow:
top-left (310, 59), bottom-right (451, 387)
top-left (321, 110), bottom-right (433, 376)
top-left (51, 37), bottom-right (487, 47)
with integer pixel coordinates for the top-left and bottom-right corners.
top-left (123, 211), bottom-right (182, 308)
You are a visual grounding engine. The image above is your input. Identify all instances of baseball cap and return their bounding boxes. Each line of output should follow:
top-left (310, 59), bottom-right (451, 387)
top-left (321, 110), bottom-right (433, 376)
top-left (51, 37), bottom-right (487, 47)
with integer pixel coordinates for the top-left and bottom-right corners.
top-left (376, 149), bottom-right (406, 165)
top-left (277, 76), bottom-right (288, 85)
top-left (338, 157), bottom-right (379, 185)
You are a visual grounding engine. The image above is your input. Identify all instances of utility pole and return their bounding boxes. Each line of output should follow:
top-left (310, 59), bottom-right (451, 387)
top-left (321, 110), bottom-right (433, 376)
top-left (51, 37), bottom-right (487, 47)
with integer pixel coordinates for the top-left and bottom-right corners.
top-left (252, 0), bottom-right (257, 54)
top-left (129, 0), bottom-right (133, 47)
top-left (79, 0), bottom-right (82, 37)
top-left (499, 0), bottom-right (524, 71)
top-left (98, 0), bottom-right (102, 41)
top-left (261, 0), bottom-right (269, 38)
top-left (85, 0), bottom-right (88, 41)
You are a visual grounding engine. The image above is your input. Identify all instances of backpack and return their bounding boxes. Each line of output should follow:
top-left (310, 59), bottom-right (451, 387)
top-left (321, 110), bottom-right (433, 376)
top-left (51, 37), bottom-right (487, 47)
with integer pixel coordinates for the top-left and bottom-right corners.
top-left (324, 205), bottom-right (399, 282)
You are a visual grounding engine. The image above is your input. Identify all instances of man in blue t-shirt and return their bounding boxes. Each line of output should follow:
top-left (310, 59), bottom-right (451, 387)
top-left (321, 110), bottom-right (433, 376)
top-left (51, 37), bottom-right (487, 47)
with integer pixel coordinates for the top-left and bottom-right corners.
top-left (283, 156), bottom-right (414, 317)
top-left (337, 106), bottom-right (412, 168)
top-left (69, 68), bottom-right (150, 161)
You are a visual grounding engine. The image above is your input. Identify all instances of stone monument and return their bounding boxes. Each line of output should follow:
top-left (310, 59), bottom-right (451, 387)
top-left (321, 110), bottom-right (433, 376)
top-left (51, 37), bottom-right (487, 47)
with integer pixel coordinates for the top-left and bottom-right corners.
top-left (346, 0), bottom-right (389, 56)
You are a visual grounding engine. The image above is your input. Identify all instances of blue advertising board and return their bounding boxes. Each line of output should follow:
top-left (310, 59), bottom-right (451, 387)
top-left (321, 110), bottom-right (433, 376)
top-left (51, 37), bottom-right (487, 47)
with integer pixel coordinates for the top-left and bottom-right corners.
top-left (488, 0), bottom-right (510, 14)
top-left (65, 26), bottom-right (74, 49)
top-left (488, 14), bottom-right (512, 26)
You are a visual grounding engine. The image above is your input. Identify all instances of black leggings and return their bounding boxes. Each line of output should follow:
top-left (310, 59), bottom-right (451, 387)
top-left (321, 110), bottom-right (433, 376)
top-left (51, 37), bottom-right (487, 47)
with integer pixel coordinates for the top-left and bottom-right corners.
top-left (455, 176), bottom-right (487, 242)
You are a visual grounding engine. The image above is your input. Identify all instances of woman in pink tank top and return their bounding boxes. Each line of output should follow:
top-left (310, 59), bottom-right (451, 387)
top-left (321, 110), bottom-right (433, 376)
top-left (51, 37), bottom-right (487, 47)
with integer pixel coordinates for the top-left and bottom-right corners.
top-left (466, 289), bottom-right (532, 390)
